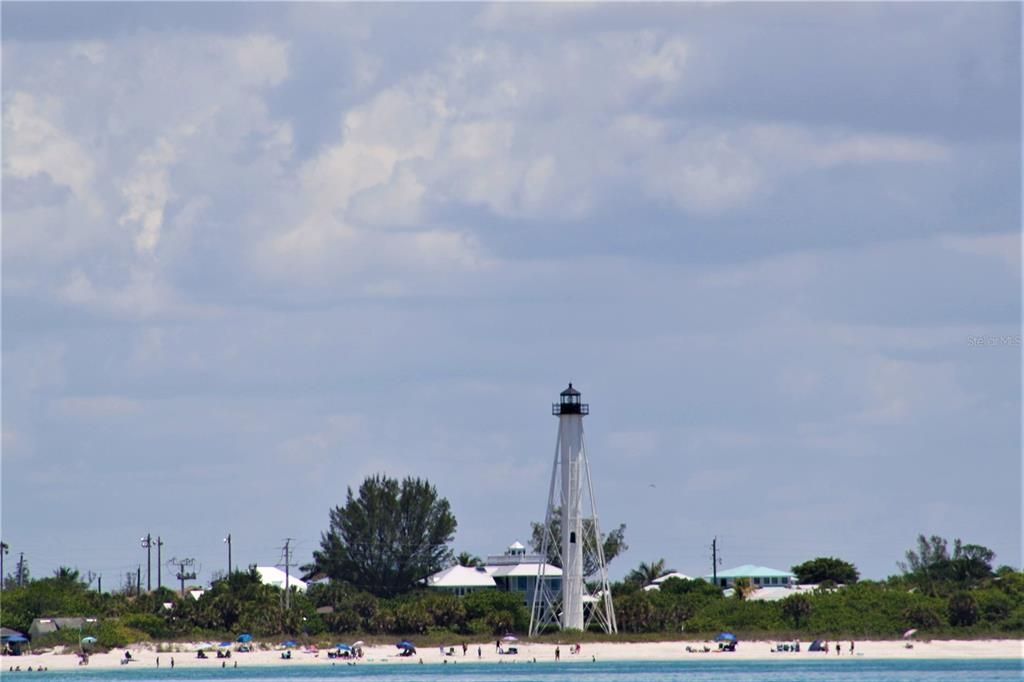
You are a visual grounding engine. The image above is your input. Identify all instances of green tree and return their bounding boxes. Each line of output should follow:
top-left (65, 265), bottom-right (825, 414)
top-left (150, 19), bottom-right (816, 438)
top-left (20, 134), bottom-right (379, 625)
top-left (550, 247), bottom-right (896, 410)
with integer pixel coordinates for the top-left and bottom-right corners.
top-left (732, 577), bottom-right (755, 601)
top-left (947, 591), bottom-right (979, 627)
top-left (899, 535), bottom-right (996, 595)
top-left (529, 510), bottom-right (627, 578)
top-left (455, 552), bottom-right (483, 568)
top-left (626, 559), bottom-right (673, 586)
top-left (310, 474), bottom-right (457, 597)
top-left (781, 593), bottom-right (813, 628)
top-left (791, 557), bottom-right (859, 584)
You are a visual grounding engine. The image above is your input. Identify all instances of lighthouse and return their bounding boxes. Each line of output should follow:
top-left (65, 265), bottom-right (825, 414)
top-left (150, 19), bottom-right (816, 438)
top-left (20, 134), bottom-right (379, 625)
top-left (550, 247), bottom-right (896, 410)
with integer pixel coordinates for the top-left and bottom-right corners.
top-left (530, 383), bottom-right (616, 635)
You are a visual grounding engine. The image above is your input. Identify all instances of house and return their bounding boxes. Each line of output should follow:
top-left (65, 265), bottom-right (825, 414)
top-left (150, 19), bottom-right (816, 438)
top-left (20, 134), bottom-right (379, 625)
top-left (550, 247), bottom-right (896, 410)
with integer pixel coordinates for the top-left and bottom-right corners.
top-left (704, 564), bottom-right (795, 589)
top-left (425, 541), bottom-right (562, 606)
top-left (424, 564), bottom-right (496, 596)
top-left (255, 566), bottom-right (307, 593)
top-left (28, 617), bottom-right (93, 640)
top-left (643, 571), bottom-right (694, 591)
top-left (483, 541), bottom-right (562, 607)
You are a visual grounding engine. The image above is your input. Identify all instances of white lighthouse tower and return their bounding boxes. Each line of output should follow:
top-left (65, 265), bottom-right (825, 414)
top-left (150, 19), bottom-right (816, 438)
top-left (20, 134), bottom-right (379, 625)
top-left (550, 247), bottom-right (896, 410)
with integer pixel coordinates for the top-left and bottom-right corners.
top-left (529, 383), bottom-right (616, 635)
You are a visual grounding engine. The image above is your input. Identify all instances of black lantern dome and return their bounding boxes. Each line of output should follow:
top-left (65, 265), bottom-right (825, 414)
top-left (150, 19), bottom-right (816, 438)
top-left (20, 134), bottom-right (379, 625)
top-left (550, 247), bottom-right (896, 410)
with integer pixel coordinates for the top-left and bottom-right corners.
top-left (553, 382), bottom-right (589, 416)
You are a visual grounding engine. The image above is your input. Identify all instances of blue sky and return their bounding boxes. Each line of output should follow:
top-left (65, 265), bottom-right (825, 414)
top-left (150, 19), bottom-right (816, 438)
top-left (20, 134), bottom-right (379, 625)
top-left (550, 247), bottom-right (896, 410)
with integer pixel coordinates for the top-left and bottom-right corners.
top-left (2, 2), bottom-right (1020, 590)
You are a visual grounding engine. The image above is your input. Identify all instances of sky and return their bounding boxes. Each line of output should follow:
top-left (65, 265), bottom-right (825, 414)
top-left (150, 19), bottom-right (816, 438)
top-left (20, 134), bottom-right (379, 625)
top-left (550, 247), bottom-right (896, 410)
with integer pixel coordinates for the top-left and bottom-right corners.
top-left (1, 2), bottom-right (1020, 592)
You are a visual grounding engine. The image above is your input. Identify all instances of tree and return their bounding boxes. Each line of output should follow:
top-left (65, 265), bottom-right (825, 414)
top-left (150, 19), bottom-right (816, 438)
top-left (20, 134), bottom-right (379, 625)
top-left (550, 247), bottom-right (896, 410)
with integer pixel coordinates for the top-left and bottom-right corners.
top-left (310, 474), bottom-right (457, 597)
top-left (529, 510), bottom-right (626, 578)
top-left (791, 557), bottom-right (860, 584)
top-left (732, 577), bottom-right (755, 600)
top-left (948, 591), bottom-right (979, 627)
top-left (455, 552), bottom-right (483, 568)
top-left (781, 593), bottom-right (813, 628)
top-left (899, 535), bottom-right (996, 595)
top-left (626, 559), bottom-right (673, 586)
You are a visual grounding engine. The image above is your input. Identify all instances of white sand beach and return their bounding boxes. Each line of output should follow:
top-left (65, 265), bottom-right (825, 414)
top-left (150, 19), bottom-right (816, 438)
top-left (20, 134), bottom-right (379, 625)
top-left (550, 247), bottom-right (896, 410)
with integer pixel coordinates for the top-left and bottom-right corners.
top-left (6, 638), bottom-right (1022, 671)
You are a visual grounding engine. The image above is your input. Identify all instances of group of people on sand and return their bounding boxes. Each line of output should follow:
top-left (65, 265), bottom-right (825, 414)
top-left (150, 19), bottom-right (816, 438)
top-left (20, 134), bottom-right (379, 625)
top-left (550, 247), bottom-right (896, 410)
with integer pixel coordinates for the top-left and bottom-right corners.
top-left (7, 665), bottom-right (48, 672)
top-left (821, 640), bottom-right (855, 655)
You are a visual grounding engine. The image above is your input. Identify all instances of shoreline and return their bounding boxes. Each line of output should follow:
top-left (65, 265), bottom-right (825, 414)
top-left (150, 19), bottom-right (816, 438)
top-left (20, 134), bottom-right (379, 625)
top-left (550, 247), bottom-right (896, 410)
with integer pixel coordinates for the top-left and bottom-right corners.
top-left (6, 638), bottom-right (1022, 671)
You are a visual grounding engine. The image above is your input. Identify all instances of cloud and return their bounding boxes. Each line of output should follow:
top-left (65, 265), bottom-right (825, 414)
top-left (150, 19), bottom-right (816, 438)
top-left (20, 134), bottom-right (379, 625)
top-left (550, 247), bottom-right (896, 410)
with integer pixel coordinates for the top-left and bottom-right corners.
top-left (2, 92), bottom-right (100, 213)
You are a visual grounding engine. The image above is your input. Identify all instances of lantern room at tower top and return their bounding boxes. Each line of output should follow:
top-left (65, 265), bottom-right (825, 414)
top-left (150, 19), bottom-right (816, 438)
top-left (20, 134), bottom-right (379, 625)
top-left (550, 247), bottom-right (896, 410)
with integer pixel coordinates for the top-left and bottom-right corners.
top-left (552, 382), bottom-right (589, 415)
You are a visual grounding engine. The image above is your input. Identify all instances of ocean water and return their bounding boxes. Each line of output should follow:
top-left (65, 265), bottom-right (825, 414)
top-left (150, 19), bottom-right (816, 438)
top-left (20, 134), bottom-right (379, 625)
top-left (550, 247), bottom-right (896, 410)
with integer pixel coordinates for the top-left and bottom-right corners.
top-left (9, 659), bottom-right (1021, 682)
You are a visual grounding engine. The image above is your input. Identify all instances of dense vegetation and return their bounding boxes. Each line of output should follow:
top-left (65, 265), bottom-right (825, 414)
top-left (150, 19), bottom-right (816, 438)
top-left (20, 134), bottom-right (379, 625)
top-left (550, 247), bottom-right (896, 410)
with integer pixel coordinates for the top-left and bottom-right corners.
top-left (2, 508), bottom-right (1021, 651)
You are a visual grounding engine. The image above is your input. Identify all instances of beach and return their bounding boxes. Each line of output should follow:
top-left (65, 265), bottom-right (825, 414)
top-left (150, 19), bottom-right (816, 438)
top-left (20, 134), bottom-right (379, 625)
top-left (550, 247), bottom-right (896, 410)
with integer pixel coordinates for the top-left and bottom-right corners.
top-left (7, 638), bottom-right (1022, 672)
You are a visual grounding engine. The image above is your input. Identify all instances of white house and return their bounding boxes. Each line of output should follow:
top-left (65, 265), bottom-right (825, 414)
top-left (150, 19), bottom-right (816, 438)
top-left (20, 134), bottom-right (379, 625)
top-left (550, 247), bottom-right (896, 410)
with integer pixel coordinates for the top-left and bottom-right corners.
top-left (643, 571), bottom-right (694, 591)
top-left (256, 565), bottom-right (307, 593)
top-left (425, 541), bottom-right (562, 606)
top-left (483, 541), bottom-right (562, 607)
top-left (424, 564), bottom-right (496, 596)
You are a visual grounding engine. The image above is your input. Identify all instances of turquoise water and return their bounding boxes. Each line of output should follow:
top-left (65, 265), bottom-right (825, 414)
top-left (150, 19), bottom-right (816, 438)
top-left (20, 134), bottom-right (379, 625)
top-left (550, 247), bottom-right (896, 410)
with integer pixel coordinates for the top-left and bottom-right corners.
top-left (8, 659), bottom-right (1021, 682)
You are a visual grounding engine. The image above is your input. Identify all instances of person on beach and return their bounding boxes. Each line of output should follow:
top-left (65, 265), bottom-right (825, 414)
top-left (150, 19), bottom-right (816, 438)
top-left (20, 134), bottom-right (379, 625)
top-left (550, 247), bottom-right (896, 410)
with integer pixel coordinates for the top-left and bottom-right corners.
top-left (835, 642), bottom-right (840, 655)
top-left (156, 657), bottom-right (159, 668)
top-left (850, 641), bottom-right (855, 654)
top-left (462, 642), bottom-right (467, 656)
top-left (555, 646), bottom-right (560, 661)
top-left (170, 657), bottom-right (174, 668)
top-left (477, 646), bottom-right (481, 659)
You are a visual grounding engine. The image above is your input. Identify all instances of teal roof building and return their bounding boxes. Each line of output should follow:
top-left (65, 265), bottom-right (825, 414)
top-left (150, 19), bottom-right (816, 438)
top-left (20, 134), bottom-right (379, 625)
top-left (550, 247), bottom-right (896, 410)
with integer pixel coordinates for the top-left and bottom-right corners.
top-left (704, 564), bottom-right (795, 588)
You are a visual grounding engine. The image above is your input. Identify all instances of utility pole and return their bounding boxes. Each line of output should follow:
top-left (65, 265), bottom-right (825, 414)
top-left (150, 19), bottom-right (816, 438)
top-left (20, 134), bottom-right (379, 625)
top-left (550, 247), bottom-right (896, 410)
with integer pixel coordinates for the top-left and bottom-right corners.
top-left (137, 565), bottom-right (142, 597)
top-left (141, 534), bottom-right (152, 591)
top-left (171, 558), bottom-right (196, 597)
top-left (17, 552), bottom-right (25, 587)
top-left (156, 537), bottom-right (163, 590)
top-left (98, 575), bottom-right (102, 593)
top-left (711, 537), bottom-right (722, 586)
top-left (224, 534), bottom-right (232, 576)
top-left (283, 539), bottom-right (292, 610)
top-left (0, 541), bottom-right (8, 590)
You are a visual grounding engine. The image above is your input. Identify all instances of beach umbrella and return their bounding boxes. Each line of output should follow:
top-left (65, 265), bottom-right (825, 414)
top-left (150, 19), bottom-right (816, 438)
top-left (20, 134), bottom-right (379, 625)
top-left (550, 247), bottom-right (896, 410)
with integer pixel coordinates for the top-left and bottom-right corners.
top-left (714, 632), bottom-right (737, 642)
top-left (281, 640), bottom-right (297, 648)
top-left (903, 628), bottom-right (918, 639)
top-left (334, 644), bottom-right (351, 651)
top-left (236, 633), bottom-right (253, 643)
top-left (809, 640), bottom-right (826, 652)
top-left (396, 640), bottom-right (415, 649)
top-left (219, 642), bottom-right (232, 648)
top-left (352, 640), bottom-right (365, 647)
top-left (502, 634), bottom-right (518, 641)
top-left (80, 636), bottom-right (97, 645)
top-left (4, 635), bottom-right (29, 643)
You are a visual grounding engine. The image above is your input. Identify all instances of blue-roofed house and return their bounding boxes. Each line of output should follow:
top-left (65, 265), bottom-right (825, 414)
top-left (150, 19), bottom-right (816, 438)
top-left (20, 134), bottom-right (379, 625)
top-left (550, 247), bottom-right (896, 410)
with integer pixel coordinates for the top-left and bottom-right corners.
top-left (703, 564), bottom-right (796, 589)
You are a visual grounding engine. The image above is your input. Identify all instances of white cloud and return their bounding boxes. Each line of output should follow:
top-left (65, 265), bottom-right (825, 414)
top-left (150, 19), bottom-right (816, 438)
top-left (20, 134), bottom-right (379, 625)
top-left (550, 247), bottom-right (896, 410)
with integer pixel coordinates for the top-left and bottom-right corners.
top-left (3, 92), bottom-right (100, 213)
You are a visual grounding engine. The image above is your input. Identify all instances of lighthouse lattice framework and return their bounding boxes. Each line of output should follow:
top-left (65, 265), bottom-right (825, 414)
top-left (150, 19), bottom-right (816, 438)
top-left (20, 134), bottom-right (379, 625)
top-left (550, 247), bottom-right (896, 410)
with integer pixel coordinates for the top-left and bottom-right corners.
top-left (529, 383), bottom-right (617, 635)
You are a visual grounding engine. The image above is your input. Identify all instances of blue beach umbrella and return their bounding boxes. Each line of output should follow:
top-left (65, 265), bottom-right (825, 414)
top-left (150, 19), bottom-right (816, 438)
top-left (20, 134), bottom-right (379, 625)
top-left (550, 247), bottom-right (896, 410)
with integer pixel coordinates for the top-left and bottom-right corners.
top-left (714, 632), bottom-right (737, 642)
top-left (80, 636), bottom-right (98, 645)
top-left (219, 642), bottom-right (232, 648)
top-left (334, 644), bottom-right (351, 650)
top-left (237, 633), bottom-right (253, 643)
top-left (281, 640), bottom-right (297, 648)
top-left (396, 640), bottom-right (415, 649)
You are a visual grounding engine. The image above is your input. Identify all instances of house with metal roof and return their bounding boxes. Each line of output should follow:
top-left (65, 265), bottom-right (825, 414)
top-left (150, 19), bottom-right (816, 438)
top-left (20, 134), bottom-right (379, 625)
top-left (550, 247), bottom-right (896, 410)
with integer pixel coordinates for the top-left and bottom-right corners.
top-left (483, 540), bottom-right (562, 607)
top-left (642, 571), bottom-right (694, 591)
top-left (704, 564), bottom-right (795, 589)
top-left (425, 541), bottom-right (562, 606)
top-left (424, 564), bottom-right (496, 596)
top-left (255, 566), bottom-right (307, 593)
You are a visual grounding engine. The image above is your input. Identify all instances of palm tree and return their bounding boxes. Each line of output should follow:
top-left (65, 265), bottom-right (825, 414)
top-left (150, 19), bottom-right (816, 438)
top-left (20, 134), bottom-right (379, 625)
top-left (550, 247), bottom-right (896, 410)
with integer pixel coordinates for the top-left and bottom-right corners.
top-left (732, 577), bottom-right (755, 600)
top-left (455, 552), bottom-right (483, 568)
top-left (626, 559), bottom-right (673, 586)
